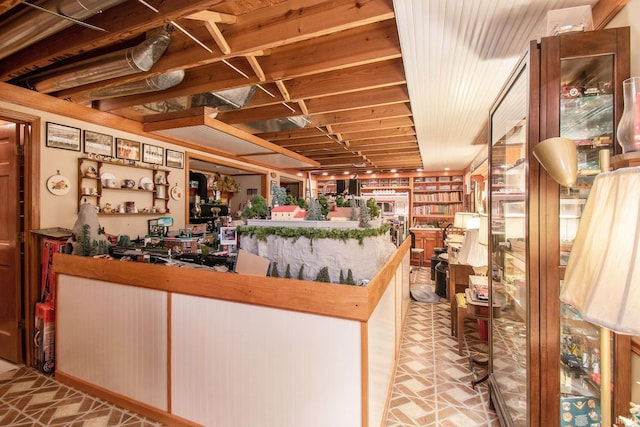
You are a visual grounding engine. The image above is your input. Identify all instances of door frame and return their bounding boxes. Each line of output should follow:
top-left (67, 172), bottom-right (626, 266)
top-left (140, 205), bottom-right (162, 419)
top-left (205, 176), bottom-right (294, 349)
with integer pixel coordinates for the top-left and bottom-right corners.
top-left (0, 108), bottom-right (41, 366)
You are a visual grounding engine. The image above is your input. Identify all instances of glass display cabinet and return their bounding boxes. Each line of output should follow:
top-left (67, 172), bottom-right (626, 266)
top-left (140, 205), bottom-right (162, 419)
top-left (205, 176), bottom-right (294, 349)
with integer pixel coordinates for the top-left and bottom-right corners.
top-left (488, 56), bottom-right (530, 427)
top-left (488, 27), bottom-right (631, 427)
top-left (537, 27), bottom-right (631, 427)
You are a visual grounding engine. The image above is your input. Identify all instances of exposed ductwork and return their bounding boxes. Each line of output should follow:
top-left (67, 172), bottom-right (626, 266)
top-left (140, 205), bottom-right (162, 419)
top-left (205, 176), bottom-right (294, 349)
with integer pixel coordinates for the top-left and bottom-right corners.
top-left (0, 0), bottom-right (128, 61)
top-left (140, 86), bottom-right (258, 113)
top-left (245, 116), bottom-right (310, 133)
top-left (26, 28), bottom-right (173, 94)
top-left (72, 70), bottom-right (186, 102)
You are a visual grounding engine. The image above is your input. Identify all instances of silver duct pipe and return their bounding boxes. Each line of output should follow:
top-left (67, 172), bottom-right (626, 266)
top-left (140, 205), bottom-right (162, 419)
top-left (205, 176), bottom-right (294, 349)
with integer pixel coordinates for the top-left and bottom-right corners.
top-left (142, 86), bottom-right (258, 113)
top-left (27, 29), bottom-right (172, 93)
top-left (73, 70), bottom-right (186, 102)
top-left (0, 0), bottom-right (128, 60)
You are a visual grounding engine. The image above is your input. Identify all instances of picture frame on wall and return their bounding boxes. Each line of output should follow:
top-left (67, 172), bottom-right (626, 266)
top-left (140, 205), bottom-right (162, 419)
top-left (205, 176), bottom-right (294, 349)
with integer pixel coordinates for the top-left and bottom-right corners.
top-left (83, 130), bottom-right (113, 156)
top-left (142, 143), bottom-right (164, 165)
top-left (115, 138), bottom-right (141, 161)
top-left (46, 122), bottom-right (81, 151)
top-left (165, 149), bottom-right (184, 169)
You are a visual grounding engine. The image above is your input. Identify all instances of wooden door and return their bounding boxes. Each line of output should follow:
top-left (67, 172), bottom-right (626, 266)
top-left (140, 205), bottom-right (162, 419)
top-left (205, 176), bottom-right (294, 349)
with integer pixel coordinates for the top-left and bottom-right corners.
top-left (0, 123), bottom-right (21, 363)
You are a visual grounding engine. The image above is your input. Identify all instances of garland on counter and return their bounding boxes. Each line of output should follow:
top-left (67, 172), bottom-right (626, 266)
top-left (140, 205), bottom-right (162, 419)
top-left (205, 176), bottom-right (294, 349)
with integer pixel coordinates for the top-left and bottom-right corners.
top-left (237, 223), bottom-right (391, 246)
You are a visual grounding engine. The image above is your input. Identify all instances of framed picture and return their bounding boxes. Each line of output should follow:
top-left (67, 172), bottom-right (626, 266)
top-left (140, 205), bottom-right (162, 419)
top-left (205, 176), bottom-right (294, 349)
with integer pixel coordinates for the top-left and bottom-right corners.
top-left (115, 138), bottom-right (141, 161)
top-left (165, 149), bottom-right (184, 169)
top-left (83, 130), bottom-right (113, 156)
top-left (220, 227), bottom-right (237, 246)
top-left (142, 143), bottom-right (164, 165)
top-left (46, 122), bottom-right (81, 151)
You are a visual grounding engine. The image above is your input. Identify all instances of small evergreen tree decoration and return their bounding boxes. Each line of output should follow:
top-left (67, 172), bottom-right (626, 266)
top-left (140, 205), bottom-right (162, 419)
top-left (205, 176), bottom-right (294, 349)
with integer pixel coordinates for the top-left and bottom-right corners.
top-left (305, 198), bottom-right (322, 220)
top-left (359, 199), bottom-right (371, 228)
top-left (297, 265), bottom-right (305, 280)
top-left (339, 270), bottom-right (345, 284)
top-left (76, 224), bottom-right (91, 256)
top-left (285, 264), bottom-right (292, 278)
top-left (318, 194), bottom-right (330, 219)
top-left (350, 203), bottom-right (358, 221)
top-left (118, 235), bottom-right (131, 247)
top-left (271, 262), bottom-right (279, 278)
top-left (346, 269), bottom-right (355, 285)
top-left (284, 194), bottom-right (296, 205)
top-left (242, 195), bottom-right (269, 218)
top-left (315, 266), bottom-right (331, 283)
top-left (272, 186), bottom-right (287, 207)
top-left (366, 198), bottom-right (381, 219)
top-left (297, 197), bottom-right (308, 209)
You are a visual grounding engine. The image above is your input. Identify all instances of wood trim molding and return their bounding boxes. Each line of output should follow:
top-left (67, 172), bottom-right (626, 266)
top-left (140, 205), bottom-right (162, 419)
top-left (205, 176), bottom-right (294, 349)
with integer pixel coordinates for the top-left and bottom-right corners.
top-left (592, 0), bottom-right (629, 29)
top-left (53, 238), bottom-right (410, 322)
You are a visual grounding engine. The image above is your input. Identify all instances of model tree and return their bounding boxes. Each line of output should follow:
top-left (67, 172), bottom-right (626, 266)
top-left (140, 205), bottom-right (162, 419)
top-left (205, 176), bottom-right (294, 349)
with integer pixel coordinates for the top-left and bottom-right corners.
top-left (297, 265), bottom-right (305, 280)
top-left (285, 264), bottom-right (292, 278)
top-left (242, 194), bottom-right (268, 218)
top-left (272, 185), bottom-right (287, 207)
top-left (315, 266), bottom-right (331, 283)
top-left (271, 262), bottom-right (279, 278)
top-left (350, 196), bottom-right (358, 221)
top-left (359, 199), bottom-right (371, 228)
top-left (346, 269), bottom-right (355, 285)
top-left (366, 197), bottom-right (381, 219)
top-left (305, 198), bottom-right (323, 220)
top-left (318, 195), bottom-right (330, 219)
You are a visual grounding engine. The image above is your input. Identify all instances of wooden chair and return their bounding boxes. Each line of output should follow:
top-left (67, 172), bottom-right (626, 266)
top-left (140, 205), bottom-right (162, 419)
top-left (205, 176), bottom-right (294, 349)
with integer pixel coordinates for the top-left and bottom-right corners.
top-left (409, 231), bottom-right (425, 268)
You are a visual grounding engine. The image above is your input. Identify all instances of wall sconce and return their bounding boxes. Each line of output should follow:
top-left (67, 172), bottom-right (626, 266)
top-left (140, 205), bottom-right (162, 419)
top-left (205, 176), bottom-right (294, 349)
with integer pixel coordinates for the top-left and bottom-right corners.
top-left (532, 137), bottom-right (578, 187)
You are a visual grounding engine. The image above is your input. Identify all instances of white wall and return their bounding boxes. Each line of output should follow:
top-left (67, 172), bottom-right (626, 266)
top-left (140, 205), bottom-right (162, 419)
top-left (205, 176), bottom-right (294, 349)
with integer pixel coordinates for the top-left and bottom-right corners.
top-left (607, 0), bottom-right (640, 76)
top-left (0, 99), bottom-right (288, 238)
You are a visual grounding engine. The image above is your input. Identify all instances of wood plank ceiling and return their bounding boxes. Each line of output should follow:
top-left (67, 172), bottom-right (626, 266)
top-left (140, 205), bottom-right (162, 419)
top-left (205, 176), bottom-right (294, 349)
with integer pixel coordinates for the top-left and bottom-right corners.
top-left (0, 0), bottom-right (625, 176)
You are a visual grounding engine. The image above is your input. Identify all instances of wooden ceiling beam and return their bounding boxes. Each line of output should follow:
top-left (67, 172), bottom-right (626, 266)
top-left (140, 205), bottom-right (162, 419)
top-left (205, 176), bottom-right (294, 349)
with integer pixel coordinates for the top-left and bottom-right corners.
top-left (308, 103), bottom-right (412, 127)
top-left (340, 127), bottom-right (416, 141)
top-left (226, 0), bottom-right (394, 53)
top-left (329, 117), bottom-right (415, 133)
top-left (0, 0), bottom-right (21, 14)
top-left (259, 19), bottom-right (401, 80)
top-left (286, 58), bottom-right (405, 99)
top-left (345, 136), bottom-right (418, 146)
top-left (345, 142), bottom-right (419, 151)
top-left (185, 11), bottom-right (237, 54)
top-left (305, 85), bottom-right (409, 114)
top-left (274, 136), bottom-right (338, 147)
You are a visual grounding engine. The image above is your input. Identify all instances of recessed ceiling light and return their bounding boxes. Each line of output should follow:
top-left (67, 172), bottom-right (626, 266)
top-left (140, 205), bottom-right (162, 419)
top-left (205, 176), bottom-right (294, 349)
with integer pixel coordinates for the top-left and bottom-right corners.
top-left (343, 171), bottom-right (349, 175)
top-left (390, 169), bottom-right (397, 173)
top-left (416, 168), bottom-right (422, 172)
top-left (444, 167), bottom-right (450, 171)
top-left (366, 170), bottom-right (372, 174)
top-left (322, 172), bottom-right (328, 176)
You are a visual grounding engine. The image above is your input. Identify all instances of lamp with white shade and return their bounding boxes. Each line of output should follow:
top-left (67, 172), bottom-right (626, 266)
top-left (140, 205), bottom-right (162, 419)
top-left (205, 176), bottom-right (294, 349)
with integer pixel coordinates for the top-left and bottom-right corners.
top-left (560, 166), bottom-right (640, 426)
top-left (457, 214), bottom-right (488, 275)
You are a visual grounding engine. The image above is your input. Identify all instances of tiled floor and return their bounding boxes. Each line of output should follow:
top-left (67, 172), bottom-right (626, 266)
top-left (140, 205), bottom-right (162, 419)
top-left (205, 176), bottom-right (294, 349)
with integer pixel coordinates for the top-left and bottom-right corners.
top-left (0, 267), bottom-right (499, 426)
top-left (385, 267), bottom-right (499, 426)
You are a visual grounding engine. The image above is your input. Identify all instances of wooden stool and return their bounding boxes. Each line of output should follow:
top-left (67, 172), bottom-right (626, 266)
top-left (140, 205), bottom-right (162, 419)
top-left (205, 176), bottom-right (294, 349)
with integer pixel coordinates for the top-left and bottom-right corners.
top-left (411, 247), bottom-right (425, 268)
top-left (457, 289), bottom-right (501, 355)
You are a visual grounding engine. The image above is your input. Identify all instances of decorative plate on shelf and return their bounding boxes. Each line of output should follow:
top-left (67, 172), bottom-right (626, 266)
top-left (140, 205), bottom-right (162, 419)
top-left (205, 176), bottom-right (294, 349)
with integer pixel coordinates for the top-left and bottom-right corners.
top-left (47, 173), bottom-right (71, 195)
top-left (170, 185), bottom-right (183, 200)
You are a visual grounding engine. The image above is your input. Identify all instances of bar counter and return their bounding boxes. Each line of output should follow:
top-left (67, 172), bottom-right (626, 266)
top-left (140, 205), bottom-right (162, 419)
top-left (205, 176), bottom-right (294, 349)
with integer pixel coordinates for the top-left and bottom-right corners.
top-left (52, 238), bottom-right (411, 427)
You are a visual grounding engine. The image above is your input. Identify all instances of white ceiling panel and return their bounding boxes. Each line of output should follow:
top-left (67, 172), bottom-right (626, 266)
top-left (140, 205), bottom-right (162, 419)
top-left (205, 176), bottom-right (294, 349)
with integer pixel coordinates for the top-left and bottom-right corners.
top-left (393, 0), bottom-right (599, 171)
